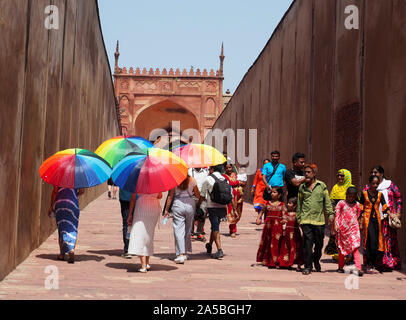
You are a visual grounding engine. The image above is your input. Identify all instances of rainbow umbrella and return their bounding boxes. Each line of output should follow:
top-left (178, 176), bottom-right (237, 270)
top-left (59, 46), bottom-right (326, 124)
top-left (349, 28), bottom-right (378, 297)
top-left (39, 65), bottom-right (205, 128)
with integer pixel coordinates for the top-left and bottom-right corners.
top-left (171, 143), bottom-right (226, 168)
top-left (95, 135), bottom-right (154, 168)
top-left (112, 148), bottom-right (188, 194)
top-left (39, 148), bottom-right (112, 188)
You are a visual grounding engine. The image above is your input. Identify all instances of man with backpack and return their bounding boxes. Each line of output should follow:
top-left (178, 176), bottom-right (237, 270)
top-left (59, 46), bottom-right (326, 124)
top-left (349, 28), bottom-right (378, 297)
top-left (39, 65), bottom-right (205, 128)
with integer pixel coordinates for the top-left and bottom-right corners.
top-left (198, 164), bottom-right (235, 259)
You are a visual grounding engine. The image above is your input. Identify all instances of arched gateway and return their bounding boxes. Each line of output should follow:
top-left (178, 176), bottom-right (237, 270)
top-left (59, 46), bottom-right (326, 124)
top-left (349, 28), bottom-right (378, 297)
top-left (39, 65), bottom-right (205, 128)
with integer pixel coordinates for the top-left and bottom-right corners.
top-left (113, 42), bottom-right (227, 143)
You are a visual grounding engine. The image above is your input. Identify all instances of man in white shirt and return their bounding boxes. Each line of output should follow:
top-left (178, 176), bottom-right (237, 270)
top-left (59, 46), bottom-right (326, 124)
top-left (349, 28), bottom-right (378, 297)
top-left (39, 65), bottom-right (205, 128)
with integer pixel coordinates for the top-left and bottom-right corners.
top-left (198, 164), bottom-right (235, 259)
top-left (188, 167), bottom-right (209, 240)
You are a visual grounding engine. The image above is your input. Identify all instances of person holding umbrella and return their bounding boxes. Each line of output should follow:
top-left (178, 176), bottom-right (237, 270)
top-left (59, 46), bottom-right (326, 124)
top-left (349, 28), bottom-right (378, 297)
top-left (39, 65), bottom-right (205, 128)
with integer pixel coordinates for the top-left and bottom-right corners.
top-left (48, 187), bottom-right (85, 263)
top-left (127, 191), bottom-right (163, 272)
top-left (164, 176), bottom-right (201, 264)
top-left (40, 148), bottom-right (112, 264)
top-left (111, 147), bottom-right (189, 269)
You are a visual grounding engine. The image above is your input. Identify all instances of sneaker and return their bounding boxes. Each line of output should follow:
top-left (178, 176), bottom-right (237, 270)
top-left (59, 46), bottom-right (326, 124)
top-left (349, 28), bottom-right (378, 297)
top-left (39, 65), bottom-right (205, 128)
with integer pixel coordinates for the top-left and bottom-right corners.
top-left (302, 268), bottom-right (311, 275)
top-left (146, 264), bottom-right (151, 270)
top-left (138, 267), bottom-right (147, 273)
top-left (336, 268), bottom-right (345, 273)
top-left (313, 263), bottom-right (321, 272)
top-left (205, 243), bottom-right (212, 254)
top-left (212, 250), bottom-right (224, 259)
top-left (174, 256), bottom-right (185, 264)
top-left (121, 253), bottom-right (132, 259)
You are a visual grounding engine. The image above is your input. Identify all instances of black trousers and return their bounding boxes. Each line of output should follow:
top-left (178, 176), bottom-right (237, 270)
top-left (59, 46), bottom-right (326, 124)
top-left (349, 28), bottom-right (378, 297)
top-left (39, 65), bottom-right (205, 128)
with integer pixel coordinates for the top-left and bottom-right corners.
top-left (301, 224), bottom-right (325, 270)
top-left (120, 200), bottom-right (130, 253)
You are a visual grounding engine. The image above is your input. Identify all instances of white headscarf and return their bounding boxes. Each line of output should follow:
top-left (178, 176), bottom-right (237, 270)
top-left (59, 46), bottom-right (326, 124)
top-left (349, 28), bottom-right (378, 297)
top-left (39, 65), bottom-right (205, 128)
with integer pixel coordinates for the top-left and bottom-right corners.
top-left (377, 178), bottom-right (392, 219)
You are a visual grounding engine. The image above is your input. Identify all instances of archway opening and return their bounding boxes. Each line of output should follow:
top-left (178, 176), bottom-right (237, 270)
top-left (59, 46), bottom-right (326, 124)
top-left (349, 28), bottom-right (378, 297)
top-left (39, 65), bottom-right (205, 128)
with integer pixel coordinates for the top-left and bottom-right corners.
top-left (134, 100), bottom-right (200, 144)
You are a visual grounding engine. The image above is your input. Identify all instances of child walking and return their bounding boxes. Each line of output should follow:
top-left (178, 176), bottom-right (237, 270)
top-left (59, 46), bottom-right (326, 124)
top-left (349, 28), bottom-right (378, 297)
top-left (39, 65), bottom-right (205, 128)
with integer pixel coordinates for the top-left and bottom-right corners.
top-left (256, 187), bottom-right (287, 268)
top-left (335, 186), bottom-right (363, 276)
top-left (279, 197), bottom-right (304, 271)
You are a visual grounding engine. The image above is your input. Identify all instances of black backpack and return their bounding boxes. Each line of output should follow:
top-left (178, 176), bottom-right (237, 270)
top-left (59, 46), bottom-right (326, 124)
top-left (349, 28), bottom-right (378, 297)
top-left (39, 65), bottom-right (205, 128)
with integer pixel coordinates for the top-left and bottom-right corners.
top-left (209, 174), bottom-right (233, 205)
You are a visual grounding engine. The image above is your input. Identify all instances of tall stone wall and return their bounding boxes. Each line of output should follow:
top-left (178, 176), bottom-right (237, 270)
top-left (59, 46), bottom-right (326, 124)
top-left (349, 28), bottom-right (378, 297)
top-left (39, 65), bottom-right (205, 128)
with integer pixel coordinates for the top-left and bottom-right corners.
top-left (0, 0), bottom-right (121, 280)
top-left (210, 0), bottom-right (406, 261)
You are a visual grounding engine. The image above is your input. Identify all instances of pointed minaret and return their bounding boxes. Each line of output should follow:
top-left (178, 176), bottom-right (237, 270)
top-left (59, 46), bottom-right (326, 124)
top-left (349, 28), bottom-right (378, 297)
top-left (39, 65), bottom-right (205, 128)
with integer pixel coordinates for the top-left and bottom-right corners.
top-left (114, 40), bottom-right (120, 73)
top-left (219, 42), bottom-right (225, 77)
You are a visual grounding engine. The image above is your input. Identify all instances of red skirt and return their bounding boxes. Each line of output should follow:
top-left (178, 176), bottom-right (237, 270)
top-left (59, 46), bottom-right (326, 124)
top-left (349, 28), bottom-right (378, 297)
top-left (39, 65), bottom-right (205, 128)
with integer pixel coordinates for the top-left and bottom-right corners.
top-left (256, 214), bottom-right (283, 267)
top-left (278, 220), bottom-right (304, 267)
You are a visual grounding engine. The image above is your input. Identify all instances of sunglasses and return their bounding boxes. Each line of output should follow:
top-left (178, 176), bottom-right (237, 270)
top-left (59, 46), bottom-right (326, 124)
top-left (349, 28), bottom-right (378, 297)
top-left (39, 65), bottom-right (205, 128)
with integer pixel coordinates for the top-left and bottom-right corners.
top-left (337, 174), bottom-right (344, 177)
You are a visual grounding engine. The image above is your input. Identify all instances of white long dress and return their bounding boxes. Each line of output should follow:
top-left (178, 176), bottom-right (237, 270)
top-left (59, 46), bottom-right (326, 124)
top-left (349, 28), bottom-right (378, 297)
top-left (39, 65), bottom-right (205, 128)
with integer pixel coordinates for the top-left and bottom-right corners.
top-left (128, 193), bottom-right (161, 256)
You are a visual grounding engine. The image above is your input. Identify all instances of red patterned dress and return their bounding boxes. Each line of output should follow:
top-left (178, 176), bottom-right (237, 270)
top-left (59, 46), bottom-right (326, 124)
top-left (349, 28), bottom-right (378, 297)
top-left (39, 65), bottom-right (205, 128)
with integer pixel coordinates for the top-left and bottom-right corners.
top-left (279, 211), bottom-right (304, 267)
top-left (334, 200), bottom-right (361, 256)
top-left (363, 180), bottom-right (402, 270)
top-left (256, 201), bottom-right (287, 267)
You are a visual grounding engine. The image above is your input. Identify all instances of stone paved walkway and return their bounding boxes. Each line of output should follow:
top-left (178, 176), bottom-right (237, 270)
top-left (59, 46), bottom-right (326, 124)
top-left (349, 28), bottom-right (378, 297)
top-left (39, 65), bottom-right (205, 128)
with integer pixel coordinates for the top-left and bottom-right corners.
top-left (1, 193), bottom-right (406, 300)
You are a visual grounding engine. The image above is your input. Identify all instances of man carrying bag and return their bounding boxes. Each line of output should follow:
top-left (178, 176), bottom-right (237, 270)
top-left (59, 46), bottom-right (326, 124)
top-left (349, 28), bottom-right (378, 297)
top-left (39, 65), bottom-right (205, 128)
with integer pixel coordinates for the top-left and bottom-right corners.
top-left (262, 150), bottom-right (287, 200)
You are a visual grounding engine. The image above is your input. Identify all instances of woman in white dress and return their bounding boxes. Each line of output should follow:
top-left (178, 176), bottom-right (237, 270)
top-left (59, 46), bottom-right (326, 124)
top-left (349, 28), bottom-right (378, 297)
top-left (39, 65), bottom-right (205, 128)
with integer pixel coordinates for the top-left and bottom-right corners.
top-left (127, 192), bottom-right (162, 272)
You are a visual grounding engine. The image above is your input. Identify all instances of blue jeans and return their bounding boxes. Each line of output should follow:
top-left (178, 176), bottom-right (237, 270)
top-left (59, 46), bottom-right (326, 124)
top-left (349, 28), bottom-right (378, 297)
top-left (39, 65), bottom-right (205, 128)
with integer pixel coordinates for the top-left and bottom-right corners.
top-left (120, 200), bottom-right (130, 253)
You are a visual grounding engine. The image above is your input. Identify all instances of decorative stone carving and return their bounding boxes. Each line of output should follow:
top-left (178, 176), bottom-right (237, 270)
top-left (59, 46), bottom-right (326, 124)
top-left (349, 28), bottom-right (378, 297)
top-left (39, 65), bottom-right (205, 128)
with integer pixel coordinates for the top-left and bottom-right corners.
top-left (120, 80), bottom-right (129, 90)
top-left (205, 81), bottom-right (217, 92)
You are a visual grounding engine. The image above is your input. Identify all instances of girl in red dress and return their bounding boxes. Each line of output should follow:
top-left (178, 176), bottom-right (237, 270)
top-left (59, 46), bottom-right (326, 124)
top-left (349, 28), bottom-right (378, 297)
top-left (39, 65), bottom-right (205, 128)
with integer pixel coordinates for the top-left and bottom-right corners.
top-left (334, 186), bottom-right (363, 276)
top-left (256, 187), bottom-right (287, 268)
top-left (279, 197), bottom-right (304, 271)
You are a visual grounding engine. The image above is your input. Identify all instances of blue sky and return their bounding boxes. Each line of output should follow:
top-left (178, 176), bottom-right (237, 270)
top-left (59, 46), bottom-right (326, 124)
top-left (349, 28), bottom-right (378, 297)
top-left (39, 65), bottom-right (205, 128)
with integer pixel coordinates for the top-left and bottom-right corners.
top-left (99, 0), bottom-right (294, 93)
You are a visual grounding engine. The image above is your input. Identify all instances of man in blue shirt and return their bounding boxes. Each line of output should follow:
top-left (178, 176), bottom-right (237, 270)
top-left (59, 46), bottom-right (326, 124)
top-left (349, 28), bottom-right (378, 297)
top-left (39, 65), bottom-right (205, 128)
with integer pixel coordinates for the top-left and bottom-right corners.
top-left (262, 150), bottom-right (286, 191)
top-left (119, 188), bottom-right (133, 258)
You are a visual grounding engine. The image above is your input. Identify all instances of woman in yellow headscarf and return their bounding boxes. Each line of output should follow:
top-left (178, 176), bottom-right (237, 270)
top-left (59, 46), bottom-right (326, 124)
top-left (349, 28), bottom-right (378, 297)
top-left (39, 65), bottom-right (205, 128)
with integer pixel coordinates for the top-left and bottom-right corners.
top-left (325, 169), bottom-right (354, 257)
top-left (330, 169), bottom-right (353, 203)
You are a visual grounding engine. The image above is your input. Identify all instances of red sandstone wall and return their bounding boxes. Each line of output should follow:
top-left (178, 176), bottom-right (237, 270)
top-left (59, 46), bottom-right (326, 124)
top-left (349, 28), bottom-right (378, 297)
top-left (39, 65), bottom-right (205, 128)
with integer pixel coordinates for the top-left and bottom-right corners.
top-left (211, 0), bottom-right (406, 262)
top-left (0, 0), bottom-right (120, 280)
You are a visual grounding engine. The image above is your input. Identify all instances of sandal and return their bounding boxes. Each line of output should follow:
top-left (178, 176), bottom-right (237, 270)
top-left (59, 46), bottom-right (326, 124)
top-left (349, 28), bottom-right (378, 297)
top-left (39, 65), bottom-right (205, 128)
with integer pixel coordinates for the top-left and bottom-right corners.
top-left (68, 252), bottom-right (75, 264)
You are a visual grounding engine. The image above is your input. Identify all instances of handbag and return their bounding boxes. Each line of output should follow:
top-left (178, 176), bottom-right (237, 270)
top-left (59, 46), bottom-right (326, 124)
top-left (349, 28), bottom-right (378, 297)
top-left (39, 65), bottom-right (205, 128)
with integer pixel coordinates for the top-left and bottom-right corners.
top-left (263, 163), bottom-right (279, 201)
top-left (162, 192), bottom-right (174, 216)
top-left (389, 214), bottom-right (401, 229)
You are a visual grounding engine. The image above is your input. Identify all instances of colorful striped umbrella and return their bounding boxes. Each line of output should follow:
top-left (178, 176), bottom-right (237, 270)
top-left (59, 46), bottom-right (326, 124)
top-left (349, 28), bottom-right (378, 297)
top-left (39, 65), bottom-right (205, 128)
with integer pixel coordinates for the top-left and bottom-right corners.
top-left (95, 135), bottom-right (154, 168)
top-left (39, 148), bottom-right (112, 188)
top-left (171, 143), bottom-right (226, 168)
top-left (112, 148), bottom-right (188, 194)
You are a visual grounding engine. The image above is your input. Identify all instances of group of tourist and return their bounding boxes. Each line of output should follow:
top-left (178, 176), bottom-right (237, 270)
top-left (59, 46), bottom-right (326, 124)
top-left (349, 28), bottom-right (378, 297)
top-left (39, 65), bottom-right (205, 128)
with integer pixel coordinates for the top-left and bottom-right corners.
top-left (47, 150), bottom-right (402, 277)
top-left (253, 151), bottom-right (402, 276)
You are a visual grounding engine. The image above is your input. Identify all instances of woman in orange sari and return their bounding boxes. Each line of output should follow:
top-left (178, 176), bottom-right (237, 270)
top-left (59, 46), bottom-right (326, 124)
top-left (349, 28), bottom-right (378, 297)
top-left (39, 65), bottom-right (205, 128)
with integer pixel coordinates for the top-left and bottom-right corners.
top-left (223, 163), bottom-right (241, 237)
top-left (359, 175), bottom-right (390, 272)
top-left (251, 159), bottom-right (270, 221)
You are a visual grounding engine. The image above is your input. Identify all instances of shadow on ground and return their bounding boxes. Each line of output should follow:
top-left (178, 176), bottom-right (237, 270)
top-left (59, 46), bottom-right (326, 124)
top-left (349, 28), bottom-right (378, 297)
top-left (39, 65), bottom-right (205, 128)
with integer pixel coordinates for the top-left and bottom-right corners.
top-left (36, 254), bottom-right (105, 262)
top-left (105, 262), bottom-right (178, 273)
top-left (153, 252), bottom-right (212, 261)
top-left (87, 249), bottom-right (123, 257)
